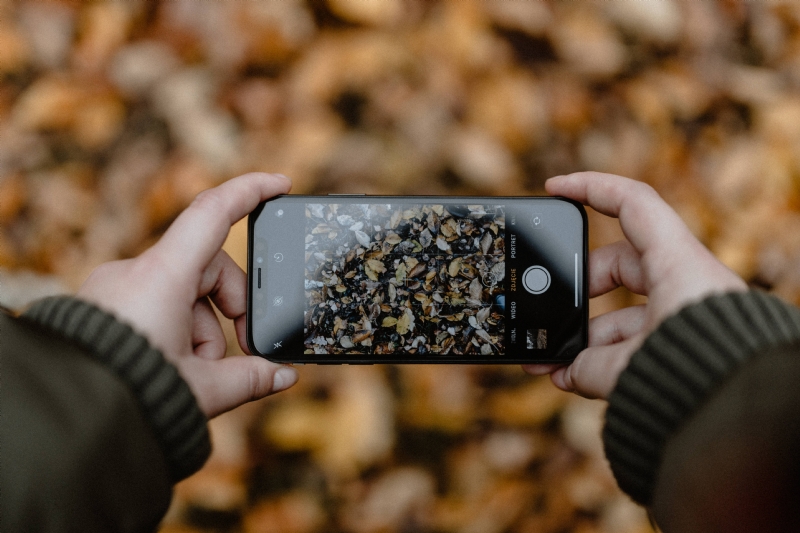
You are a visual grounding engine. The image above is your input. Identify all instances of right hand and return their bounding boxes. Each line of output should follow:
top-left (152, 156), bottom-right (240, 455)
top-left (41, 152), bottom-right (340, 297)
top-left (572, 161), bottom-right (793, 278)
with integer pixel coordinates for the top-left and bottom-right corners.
top-left (523, 172), bottom-right (747, 399)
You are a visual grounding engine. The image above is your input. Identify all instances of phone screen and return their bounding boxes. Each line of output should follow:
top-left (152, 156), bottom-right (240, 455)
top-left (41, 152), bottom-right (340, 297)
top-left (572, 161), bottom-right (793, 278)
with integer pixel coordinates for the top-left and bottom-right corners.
top-left (248, 196), bottom-right (587, 364)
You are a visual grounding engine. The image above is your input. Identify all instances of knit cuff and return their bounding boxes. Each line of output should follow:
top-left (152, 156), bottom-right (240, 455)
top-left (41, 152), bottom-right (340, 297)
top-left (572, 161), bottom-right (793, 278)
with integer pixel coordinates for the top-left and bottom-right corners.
top-left (23, 296), bottom-right (211, 482)
top-left (602, 290), bottom-right (800, 505)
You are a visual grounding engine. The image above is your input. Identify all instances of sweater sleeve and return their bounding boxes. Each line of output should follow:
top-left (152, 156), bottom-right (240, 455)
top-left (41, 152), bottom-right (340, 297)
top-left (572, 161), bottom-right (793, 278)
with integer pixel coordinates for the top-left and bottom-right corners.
top-left (1, 296), bottom-right (211, 533)
top-left (22, 296), bottom-right (211, 482)
top-left (602, 290), bottom-right (800, 506)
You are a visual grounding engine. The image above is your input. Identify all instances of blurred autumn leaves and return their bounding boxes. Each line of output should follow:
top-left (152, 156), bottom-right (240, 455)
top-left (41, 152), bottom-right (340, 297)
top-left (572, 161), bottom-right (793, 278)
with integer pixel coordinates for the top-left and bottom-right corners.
top-left (3, 0), bottom-right (800, 532)
top-left (3, 1), bottom-right (800, 293)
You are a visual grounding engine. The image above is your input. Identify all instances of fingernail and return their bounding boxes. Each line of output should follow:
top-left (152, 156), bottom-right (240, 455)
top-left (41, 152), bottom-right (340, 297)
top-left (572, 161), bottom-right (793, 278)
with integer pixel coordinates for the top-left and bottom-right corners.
top-left (275, 173), bottom-right (291, 183)
top-left (272, 366), bottom-right (298, 392)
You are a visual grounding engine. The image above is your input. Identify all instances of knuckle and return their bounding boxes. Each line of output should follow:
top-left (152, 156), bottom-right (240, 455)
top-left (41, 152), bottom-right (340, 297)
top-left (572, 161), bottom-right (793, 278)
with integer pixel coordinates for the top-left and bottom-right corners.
top-left (565, 357), bottom-right (582, 392)
top-left (191, 188), bottom-right (225, 213)
top-left (97, 259), bottom-right (125, 274)
top-left (87, 262), bottom-right (113, 280)
top-left (247, 364), bottom-right (272, 402)
top-left (84, 259), bottom-right (127, 283)
top-left (635, 182), bottom-right (659, 200)
top-left (612, 322), bottom-right (623, 344)
top-left (564, 367), bottom-right (575, 392)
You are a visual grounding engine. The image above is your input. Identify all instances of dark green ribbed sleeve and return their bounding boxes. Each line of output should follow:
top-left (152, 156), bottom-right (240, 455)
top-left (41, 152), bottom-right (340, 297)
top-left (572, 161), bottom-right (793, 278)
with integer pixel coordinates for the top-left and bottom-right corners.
top-left (22, 296), bottom-right (211, 482)
top-left (602, 290), bottom-right (800, 505)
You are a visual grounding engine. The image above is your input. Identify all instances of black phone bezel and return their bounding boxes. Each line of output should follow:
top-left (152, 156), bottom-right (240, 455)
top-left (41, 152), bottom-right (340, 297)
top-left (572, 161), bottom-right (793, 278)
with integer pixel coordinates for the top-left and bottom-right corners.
top-left (246, 195), bottom-right (588, 364)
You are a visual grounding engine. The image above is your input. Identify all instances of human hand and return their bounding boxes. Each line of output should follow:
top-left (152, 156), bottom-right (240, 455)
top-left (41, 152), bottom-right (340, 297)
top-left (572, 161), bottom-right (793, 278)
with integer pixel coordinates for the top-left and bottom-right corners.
top-left (77, 172), bottom-right (298, 418)
top-left (524, 172), bottom-right (747, 399)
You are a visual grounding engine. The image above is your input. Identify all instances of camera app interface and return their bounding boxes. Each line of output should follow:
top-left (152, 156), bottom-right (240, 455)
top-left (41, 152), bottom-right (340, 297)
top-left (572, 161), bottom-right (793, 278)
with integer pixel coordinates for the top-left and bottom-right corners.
top-left (250, 198), bottom-right (586, 362)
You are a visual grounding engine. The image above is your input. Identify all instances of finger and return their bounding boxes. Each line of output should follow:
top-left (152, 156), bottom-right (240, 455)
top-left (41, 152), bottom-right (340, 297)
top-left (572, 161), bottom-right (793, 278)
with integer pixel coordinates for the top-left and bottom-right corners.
top-left (199, 249), bottom-right (247, 320)
top-left (589, 305), bottom-right (647, 347)
top-left (522, 306), bottom-right (646, 380)
top-left (181, 356), bottom-right (299, 418)
top-left (191, 298), bottom-right (227, 360)
top-left (155, 173), bottom-right (291, 274)
top-left (521, 363), bottom-right (565, 376)
top-left (198, 249), bottom-right (251, 354)
top-left (545, 172), bottom-right (696, 259)
top-left (234, 315), bottom-right (251, 355)
top-left (549, 337), bottom-right (642, 399)
top-left (589, 240), bottom-right (646, 297)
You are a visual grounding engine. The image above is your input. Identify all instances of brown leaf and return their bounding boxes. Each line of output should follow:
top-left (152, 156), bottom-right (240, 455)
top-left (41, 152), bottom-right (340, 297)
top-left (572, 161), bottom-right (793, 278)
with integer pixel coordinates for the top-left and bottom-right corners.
top-left (396, 308), bottom-right (414, 335)
top-left (384, 232), bottom-right (402, 245)
top-left (448, 257), bottom-right (462, 277)
top-left (395, 263), bottom-right (407, 283)
top-left (367, 258), bottom-right (386, 273)
top-left (469, 278), bottom-right (483, 300)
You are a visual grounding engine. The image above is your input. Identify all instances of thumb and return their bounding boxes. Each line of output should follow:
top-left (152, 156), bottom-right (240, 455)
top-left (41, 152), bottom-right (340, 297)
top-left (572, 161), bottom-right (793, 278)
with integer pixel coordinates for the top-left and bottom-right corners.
top-left (180, 356), bottom-right (299, 418)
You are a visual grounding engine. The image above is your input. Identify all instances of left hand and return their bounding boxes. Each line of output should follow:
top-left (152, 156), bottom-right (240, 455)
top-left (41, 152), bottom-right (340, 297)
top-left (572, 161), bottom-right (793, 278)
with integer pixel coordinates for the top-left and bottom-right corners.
top-left (522, 172), bottom-right (747, 399)
top-left (78, 172), bottom-right (298, 418)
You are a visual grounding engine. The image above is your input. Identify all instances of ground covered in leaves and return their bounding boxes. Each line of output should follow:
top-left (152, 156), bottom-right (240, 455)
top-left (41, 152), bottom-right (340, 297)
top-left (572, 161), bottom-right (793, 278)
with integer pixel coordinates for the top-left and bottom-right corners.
top-left (304, 203), bottom-right (505, 356)
top-left (3, 1), bottom-right (800, 532)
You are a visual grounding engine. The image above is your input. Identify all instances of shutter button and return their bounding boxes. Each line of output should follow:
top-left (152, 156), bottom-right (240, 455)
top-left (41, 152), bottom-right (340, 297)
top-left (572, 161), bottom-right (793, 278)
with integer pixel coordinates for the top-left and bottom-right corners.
top-left (522, 266), bottom-right (551, 294)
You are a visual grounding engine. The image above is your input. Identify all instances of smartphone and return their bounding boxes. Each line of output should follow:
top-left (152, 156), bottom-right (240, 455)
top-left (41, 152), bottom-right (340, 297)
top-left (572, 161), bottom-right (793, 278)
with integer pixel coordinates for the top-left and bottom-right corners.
top-left (247, 195), bottom-right (588, 364)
